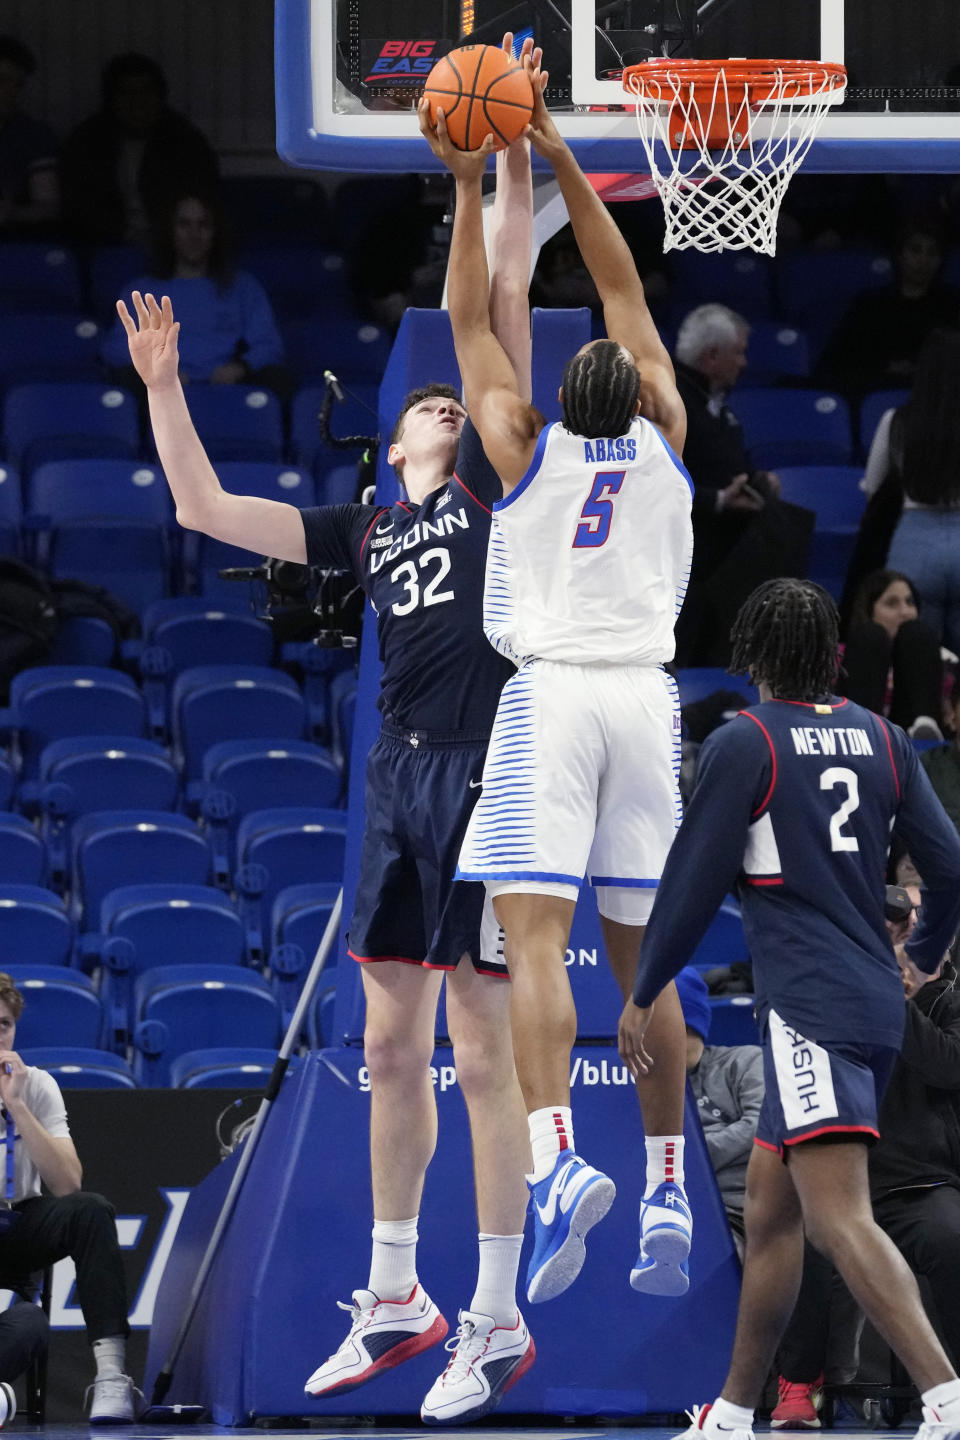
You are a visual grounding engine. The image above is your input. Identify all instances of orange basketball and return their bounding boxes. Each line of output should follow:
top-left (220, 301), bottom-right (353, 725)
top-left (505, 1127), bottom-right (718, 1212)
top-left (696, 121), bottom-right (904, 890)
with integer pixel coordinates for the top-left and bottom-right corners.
top-left (424, 44), bottom-right (534, 151)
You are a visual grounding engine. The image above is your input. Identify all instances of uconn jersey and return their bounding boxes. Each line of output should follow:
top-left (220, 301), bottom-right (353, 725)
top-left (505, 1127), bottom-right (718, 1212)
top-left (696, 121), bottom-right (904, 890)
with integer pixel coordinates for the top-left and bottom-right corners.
top-left (484, 415), bottom-right (693, 667)
top-left (635, 698), bottom-right (960, 1051)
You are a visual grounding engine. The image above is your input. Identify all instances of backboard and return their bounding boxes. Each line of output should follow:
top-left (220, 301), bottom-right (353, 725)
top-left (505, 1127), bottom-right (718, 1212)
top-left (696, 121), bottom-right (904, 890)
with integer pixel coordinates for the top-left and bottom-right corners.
top-left (276, 0), bottom-right (960, 173)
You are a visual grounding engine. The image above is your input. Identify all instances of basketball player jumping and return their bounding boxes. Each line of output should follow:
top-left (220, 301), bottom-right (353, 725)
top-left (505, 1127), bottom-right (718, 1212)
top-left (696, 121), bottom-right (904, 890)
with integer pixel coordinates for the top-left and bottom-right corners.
top-left (118, 39), bottom-right (542, 1426)
top-left (420, 58), bottom-right (693, 1304)
top-left (622, 578), bottom-right (960, 1440)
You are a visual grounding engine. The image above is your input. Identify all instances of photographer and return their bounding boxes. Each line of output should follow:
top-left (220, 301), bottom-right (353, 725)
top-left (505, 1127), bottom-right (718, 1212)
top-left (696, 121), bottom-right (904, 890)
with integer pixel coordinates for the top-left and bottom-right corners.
top-left (0, 975), bottom-right (137, 1422)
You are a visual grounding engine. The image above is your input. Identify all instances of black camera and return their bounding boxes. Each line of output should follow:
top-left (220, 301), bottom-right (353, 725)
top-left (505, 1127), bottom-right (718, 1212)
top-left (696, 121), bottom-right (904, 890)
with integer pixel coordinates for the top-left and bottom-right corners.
top-left (217, 558), bottom-right (364, 649)
top-left (884, 885), bottom-right (916, 924)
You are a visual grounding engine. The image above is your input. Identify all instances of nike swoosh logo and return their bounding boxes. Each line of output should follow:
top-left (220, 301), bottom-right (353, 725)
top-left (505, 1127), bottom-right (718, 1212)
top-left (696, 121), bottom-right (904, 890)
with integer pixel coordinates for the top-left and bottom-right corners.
top-left (375, 521), bottom-right (393, 535)
top-left (536, 1160), bottom-right (592, 1226)
top-left (468, 779), bottom-right (482, 789)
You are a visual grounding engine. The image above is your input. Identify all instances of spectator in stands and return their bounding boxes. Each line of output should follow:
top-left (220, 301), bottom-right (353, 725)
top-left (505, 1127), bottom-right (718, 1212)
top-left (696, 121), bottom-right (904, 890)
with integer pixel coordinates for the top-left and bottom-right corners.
top-left (920, 675), bottom-right (960, 834)
top-left (871, 891), bottom-right (960, 1371)
top-left (817, 219), bottom-right (960, 397)
top-left (672, 304), bottom-right (813, 665)
top-left (676, 967), bottom-right (763, 1260)
top-left (0, 34), bottom-right (59, 234)
top-left (60, 53), bottom-right (219, 246)
top-left (0, 974), bottom-right (138, 1421)
top-left (103, 191), bottom-right (289, 395)
top-left (840, 569), bottom-right (945, 737)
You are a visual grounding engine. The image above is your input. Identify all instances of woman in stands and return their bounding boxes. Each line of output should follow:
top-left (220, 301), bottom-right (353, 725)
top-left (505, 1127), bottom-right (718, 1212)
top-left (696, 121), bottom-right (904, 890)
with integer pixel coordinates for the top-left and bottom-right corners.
top-left (102, 190), bottom-right (290, 396)
top-left (840, 569), bottom-right (946, 738)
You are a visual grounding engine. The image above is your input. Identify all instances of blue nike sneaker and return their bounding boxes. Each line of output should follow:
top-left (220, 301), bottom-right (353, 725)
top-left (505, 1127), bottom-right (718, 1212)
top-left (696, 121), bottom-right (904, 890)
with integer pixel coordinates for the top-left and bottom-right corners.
top-left (630, 1180), bottom-right (692, 1295)
top-left (525, 1152), bottom-right (616, 1304)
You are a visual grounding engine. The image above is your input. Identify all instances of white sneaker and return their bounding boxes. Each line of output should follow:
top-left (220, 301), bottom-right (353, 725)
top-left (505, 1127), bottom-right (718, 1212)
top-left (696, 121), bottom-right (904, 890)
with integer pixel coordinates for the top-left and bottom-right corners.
top-left (0, 1381), bottom-right (14, 1427)
top-left (673, 1402), bottom-right (755, 1440)
top-left (421, 1309), bottom-right (535, 1425)
top-left (304, 1284), bottom-right (447, 1398)
top-left (913, 1404), bottom-right (960, 1440)
top-left (631, 1181), bottom-right (692, 1296)
top-left (85, 1373), bottom-right (142, 1424)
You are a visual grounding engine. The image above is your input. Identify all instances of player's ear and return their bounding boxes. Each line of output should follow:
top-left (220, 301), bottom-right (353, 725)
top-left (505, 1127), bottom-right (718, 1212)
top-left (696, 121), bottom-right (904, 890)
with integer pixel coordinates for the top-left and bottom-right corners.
top-left (387, 441), bottom-right (404, 470)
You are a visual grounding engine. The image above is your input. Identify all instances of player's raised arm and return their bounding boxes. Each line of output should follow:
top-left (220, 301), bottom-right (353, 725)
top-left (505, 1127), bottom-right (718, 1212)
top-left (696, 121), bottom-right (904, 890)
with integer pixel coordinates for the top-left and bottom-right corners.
top-left (117, 291), bottom-right (307, 563)
top-left (418, 105), bottom-right (541, 494)
top-left (523, 61), bottom-right (686, 455)
top-left (487, 34), bottom-right (538, 401)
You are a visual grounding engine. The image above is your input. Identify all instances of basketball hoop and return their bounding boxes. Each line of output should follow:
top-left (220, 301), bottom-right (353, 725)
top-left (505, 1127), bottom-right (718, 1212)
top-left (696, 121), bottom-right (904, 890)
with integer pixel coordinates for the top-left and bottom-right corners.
top-left (622, 59), bottom-right (847, 255)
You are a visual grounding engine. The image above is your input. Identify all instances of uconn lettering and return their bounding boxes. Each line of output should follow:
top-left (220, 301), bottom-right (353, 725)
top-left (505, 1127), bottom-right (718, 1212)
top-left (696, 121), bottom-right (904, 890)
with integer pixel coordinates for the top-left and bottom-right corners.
top-left (369, 507), bottom-right (469, 573)
top-left (583, 436), bottom-right (637, 463)
top-left (790, 726), bottom-right (874, 758)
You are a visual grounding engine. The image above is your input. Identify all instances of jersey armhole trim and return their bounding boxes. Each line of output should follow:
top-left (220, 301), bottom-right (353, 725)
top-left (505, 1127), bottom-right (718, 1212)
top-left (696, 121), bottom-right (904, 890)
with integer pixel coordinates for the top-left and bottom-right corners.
top-left (359, 508), bottom-right (391, 559)
top-left (648, 420), bottom-right (695, 499)
top-left (493, 421), bottom-right (552, 512)
top-left (876, 716), bottom-right (901, 801)
top-left (452, 471), bottom-right (493, 515)
top-left (742, 710), bottom-right (778, 817)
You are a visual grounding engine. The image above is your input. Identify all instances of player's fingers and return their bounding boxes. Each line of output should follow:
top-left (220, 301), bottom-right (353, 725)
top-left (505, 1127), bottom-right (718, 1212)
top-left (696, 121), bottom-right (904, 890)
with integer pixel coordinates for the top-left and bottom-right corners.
top-left (479, 133), bottom-right (497, 157)
top-left (531, 45), bottom-right (543, 71)
top-left (501, 30), bottom-right (513, 55)
top-left (131, 290), bottom-right (150, 326)
top-left (161, 293), bottom-right (175, 328)
top-left (115, 299), bottom-right (136, 335)
top-left (144, 291), bottom-right (163, 326)
top-left (539, 68), bottom-right (550, 93)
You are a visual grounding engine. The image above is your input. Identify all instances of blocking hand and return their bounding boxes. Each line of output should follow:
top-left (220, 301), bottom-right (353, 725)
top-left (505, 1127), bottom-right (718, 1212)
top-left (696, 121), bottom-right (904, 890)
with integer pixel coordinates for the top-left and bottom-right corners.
top-left (116, 291), bottom-right (181, 391)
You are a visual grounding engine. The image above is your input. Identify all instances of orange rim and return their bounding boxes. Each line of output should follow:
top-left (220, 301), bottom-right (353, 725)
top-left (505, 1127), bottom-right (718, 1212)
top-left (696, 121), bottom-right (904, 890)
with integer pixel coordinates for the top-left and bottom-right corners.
top-left (623, 57), bottom-right (847, 103)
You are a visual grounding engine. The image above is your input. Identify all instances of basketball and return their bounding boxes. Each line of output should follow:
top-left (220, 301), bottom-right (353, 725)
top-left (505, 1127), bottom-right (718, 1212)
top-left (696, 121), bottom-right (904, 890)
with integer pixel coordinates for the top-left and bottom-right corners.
top-left (423, 44), bottom-right (534, 151)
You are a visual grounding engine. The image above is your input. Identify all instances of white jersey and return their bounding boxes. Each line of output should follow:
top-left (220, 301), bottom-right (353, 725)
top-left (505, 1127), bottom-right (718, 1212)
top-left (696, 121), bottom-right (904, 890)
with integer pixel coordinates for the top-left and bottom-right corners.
top-left (483, 416), bottom-right (693, 666)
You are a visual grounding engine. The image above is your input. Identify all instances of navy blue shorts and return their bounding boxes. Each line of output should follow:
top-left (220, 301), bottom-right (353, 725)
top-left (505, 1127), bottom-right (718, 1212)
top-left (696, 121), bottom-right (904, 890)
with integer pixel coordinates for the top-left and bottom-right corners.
top-left (755, 1008), bottom-right (898, 1156)
top-left (348, 724), bottom-right (508, 977)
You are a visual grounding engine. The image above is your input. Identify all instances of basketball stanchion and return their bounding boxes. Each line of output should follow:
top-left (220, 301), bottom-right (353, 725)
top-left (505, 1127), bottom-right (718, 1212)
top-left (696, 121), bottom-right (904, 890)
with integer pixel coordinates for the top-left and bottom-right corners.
top-left (146, 888), bottom-right (344, 1416)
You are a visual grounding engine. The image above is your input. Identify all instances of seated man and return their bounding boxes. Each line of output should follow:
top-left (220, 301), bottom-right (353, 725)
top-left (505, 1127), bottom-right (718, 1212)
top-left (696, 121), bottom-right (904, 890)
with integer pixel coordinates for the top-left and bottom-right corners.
top-left (0, 974), bottom-right (138, 1422)
top-left (677, 967), bottom-right (763, 1259)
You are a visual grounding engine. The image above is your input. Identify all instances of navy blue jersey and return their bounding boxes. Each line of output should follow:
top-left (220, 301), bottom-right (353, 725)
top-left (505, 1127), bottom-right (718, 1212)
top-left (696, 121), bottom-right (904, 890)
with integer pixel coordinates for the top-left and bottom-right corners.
top-left (635, 696), bottom-right (960, 1049)
top-left (300, 419), bottom-right (514, 735)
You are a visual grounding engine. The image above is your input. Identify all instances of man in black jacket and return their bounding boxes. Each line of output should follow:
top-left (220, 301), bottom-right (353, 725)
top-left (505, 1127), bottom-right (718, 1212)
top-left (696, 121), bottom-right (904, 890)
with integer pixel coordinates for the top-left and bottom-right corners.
top-left (871, 895), bottom-right (960, 1368)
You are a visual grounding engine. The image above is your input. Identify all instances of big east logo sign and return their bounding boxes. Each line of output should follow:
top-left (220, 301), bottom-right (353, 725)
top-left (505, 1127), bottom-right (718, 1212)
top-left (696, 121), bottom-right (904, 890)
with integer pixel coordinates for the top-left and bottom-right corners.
top-left (364, 39), bottom-right (446, 84)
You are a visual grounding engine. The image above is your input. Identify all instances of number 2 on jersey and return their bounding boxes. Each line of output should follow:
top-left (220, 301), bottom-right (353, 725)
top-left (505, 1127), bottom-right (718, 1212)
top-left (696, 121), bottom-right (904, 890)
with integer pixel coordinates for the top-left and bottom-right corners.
top-left (573, 470), bottom-right (625, 549)
top-left (820, 766), bottom-right (861, 852)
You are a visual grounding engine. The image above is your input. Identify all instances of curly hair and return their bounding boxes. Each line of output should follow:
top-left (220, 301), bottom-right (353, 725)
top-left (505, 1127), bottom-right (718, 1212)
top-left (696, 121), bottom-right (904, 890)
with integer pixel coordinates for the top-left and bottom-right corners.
top-left (560, 340), bottom-right (640, 439)
top-left (730, 579), bottom-right (839, 702)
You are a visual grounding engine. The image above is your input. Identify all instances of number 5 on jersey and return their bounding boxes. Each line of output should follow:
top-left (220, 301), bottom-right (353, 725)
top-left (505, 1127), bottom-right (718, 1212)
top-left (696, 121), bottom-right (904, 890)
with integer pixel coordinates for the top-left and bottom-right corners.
top-left (573, 471), bottom-right (625, 549)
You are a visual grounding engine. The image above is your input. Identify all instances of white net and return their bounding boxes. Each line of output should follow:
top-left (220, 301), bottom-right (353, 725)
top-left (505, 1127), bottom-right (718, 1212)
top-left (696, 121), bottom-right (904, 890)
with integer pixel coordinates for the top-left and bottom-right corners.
top-left (624, 63), bottom-right (846, 255)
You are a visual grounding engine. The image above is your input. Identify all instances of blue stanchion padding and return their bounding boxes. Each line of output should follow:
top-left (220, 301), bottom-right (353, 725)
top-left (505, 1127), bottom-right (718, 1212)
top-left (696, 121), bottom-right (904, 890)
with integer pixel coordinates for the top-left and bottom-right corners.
top-left (532, 308), bottom-right (591, 422)
top-left (147, 1045), bottom-right (740, 1423)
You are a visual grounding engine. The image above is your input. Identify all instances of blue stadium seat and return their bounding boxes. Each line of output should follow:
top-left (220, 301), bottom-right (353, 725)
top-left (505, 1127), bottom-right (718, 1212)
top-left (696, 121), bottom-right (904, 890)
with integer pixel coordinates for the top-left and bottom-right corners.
top-left (0, 755), bottom-right (13, 810)
top-left (776, 465), bottom-right (866, 599)
top-left (7, 667), bottom-right (146, 778)
top-left (132, 965), bottom-right (282, 1085)
top-left (169, 385), bottom-right (284, 463)
top-left (20, 1047), bottom-right (136, 1089)
top-left (88, 883), bottom-right (245, 1047)
top-left (34, 735), bottom-right (179, 816)
top-left (224, 176), bottom-right (330, 240)
top-left (741, 322), bottom-right (812, 386)
top-left (50, 617), bottom-right (117, 666)
top-left (708, 994), bottom-right (759, 1046)
top-left (87, 244), bottom-right (148, 321)
top-left (731, 388), bottom-right (853, 468)
top-left (141, 599), bottom-right (274, 672)
top-left (0, 886), bottom-right (72, 966)
top-left (200, 739), bottom-right (342, 816)
top-left (669, 250), bottom-right (775, 321)
top-left (775, 248), bottom-right (894, 358)
top-left (7, 967), bottom-right (102, 1048)
top-left (307, 984), bottom-right (338, 1050)
top-left (236, 808), bottom-right (347, 959)
top-left (28, 459), bottom-right (173, 612)
top-left (71, 812), bottom-right (211, 925)
top-left (169, 1047), bottom-right (297, 1089)
top-left (180, 462), bottom-right (315, 598)
top-left (690, 903), bottom-right (748, 972)
top-left (0, 314), bottom-right (103, 387)
top-left (242, 246), bottom-right (351, 318)
top-left (0, 465), bottom-right (22, 556)
top-left (316, 463), bottom-right (363, 507)
top-left (0, 814), bottom-right (46, 886)
top-left (270, 882), bottom-right (340, 1019)
top-left (0, 244), bottom-right (82, 314)
top-left (282, 319), bottom-right (389, 383)
top-left (675, 669), bottom-right (758, 708)
top-left (328, 670), bottom-right (358, 774)
top-left (291, 385), bottom-right (380, 472)
top-left (4, 383), bottom-right (139, 475)
top-left (859, 388), bottom-right (909, 458)
top-left (171, 666), bottom-right (306, 780)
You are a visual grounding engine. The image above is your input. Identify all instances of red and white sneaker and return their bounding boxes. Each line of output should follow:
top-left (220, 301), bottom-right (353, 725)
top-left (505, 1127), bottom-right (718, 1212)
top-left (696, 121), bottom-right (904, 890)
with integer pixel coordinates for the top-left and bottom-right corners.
top-left (771, 1375), bottom-right (823, 1429)
top-left (914, 1405), bottom-right (960, 1440)
top-left (672, 1403), bottom-right (756, 1440)
top-left (304, 1284), bottom-right (447, 1398)
top-left (420, 1309), bottom-right (535, 1425)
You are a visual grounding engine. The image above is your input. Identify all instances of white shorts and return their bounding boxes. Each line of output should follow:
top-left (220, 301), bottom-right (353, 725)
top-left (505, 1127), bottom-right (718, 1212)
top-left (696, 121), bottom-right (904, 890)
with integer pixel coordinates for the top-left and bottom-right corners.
top-left (456, 659), bottom-right (681, 925)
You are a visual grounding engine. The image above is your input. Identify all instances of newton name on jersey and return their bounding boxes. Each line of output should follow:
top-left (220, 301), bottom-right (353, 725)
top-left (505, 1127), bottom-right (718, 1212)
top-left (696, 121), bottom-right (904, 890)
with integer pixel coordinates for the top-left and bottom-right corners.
top-left (790, 725), bottom-right (874, 757)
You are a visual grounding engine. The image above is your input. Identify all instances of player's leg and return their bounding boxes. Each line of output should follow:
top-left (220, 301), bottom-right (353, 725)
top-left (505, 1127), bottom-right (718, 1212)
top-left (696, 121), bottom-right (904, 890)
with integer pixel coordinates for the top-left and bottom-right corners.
top-left (420, 950), bottom-right (534, 1425)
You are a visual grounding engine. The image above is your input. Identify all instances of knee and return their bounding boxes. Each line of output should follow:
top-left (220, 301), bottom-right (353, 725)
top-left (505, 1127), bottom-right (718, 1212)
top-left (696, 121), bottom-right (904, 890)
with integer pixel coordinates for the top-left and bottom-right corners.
top-left (61, 1190), bottom-right (117, 1234)
top-left (363, 1022), bottom-right (433, 1088)
top-left (449, 1028), bottom-right (512, 1099)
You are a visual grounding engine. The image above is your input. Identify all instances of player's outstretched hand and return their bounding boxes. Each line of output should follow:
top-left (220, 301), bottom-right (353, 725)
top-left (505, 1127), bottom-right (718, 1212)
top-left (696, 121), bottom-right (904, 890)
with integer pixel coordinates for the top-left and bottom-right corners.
top-left (617, 997), bottom-right (654, 1080)
top-left (116, 291), bottom-right (181, 391)
top-left (522, 54), bottom-right (565, 166)
top-left (418, 98), bottom-right (496, 181)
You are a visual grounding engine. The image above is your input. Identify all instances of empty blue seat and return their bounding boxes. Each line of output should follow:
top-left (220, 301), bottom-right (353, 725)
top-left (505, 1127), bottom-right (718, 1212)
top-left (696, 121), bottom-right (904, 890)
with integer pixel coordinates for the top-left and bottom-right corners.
top-left (328, 670), bottom-right (358, 774)
top-left (172, 666), bottom-right (306, 780)
top-left (291, 385), bottom-right (380, 471)
top-left (180, 462), bottom-right (315, 598)
top-left (236, 808), bottom-right (347, 956)
top-left (742, 322), bottom-right (811, 386)
top-left (776, 248), bottom-right (894, 357)
top-left (670, 250), bottom-right (775, 321)
top-left (675, 669), bottom-right (758, 708)
top-left (36, 735), bottom-right (179, 817)
top-left (282, 319), bottom-right (389, 382)
top-left (169, 1047), bottom-right (296, 1089)
top-left (316, 464), bottom-right (362, 507)
top-left (87, 243), bottom-right (148, 322)
top-left (141, 598), bottom-right (274, 673)
top-left (859, 389), bottom-right (909, 458)
top-left (50, 616), bottom-right (117, 666)
top-left (71, 812), bottom-right (211, 924)
top-left (8, 967), bottom-right (102, 1047)
top-left (0, 245), bottom-right (82, 314)
top-left (0, 886), bottom-right (72, 966)
top-left (173, 385), bottom-right (284, 463)
top-left (0, 754), bottom-right (13, 810)
top-left (732, 388), bottom-right (853, 469)
top-left (690, 903), bottom-right (748, 972)
top-left (4, 383), bottom-right (139, 475)
top-left (775, 466), bottom-right (866, 532)
top-left (201, 739), bottom-right (342, 816)
top-left (133, 965), bottom-right (282, 1085)
top-left (0, 314), bottom-right (103, 387)
top-left (7, 667), bottom-right (146, 778)
top-left (270, 882), bottom-right (340, 1018)
top-left (0, 465), bottom-right (22, 556)
top-left (28, 459), bottom-right (173, 612)
top-left (307, 984), bottom-right (338, 1050)
top-left (243, 246), bottom-right (350, 317)
top-left (708, 994), bottom-right (759, 1046)
top-left (20, 1047), bottom-right (136, 1089)
top-left (0, 814), bottom-right (46, 886)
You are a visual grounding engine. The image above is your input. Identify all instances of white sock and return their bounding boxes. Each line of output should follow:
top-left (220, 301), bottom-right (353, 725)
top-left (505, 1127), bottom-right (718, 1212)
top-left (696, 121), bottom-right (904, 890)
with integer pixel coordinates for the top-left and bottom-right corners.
top-left (528, 1106), bottom-right (574, 1182)
top-left (470, 1234), bottom-right (523, 1328)
top-left (922, 1379), bottom-right (960, 1420)
top-left (368, 1216), bottom-right (419, 1301)
top-left (92, 1336), bottom-right (126, 1379)
top-left (711, 1396), bottom-right (755, 1431)
top-left (644, 1134), bottom-right (685, 1194)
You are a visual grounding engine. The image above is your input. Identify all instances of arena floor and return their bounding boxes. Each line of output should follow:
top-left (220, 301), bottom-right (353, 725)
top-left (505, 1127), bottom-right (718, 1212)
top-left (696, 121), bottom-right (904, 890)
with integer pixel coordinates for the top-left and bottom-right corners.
top-left (9, 1427), bottom-right (912, 1439)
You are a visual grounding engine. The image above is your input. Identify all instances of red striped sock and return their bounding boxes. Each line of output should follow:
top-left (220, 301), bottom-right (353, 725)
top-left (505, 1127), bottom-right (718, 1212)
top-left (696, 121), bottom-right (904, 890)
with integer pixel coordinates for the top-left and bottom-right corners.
top-left (644, 1134), bottom-right (685, 1194)
top-left (529, 1105), bottom-right (574, 1181)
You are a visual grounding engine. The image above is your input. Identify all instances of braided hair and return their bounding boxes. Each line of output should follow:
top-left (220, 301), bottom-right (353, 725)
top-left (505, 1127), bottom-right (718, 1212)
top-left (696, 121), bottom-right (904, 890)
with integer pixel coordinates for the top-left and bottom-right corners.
top-left (561, 340), bottom-right (640, 439)
top-left (730, 579), bottom-right (839, 702)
